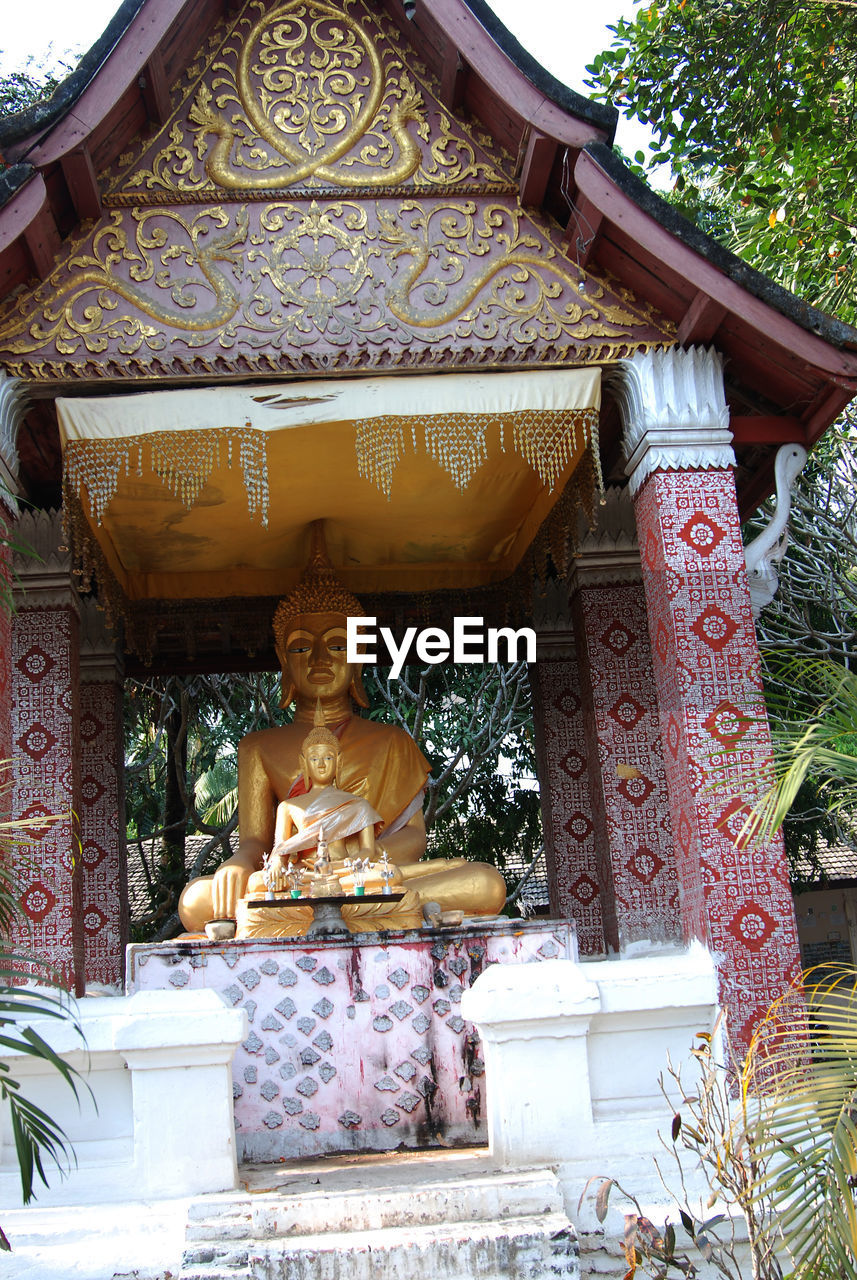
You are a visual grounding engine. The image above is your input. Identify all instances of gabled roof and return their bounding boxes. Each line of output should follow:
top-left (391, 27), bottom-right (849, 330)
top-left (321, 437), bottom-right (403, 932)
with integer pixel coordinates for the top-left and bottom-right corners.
top-left (0, 0), bottom-right (855, 523)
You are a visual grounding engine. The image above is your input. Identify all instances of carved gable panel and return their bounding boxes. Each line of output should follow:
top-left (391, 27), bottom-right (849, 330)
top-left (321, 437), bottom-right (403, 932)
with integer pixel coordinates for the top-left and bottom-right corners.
top-left (0, 0), bottom-right (675, 381)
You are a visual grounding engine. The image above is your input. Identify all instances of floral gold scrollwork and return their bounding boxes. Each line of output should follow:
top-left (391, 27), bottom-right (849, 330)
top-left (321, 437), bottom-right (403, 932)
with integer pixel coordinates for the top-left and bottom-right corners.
top-left (0, 196), bottom-right (674, 369)
top-left (247, 200), bottom-right (387, 345)
top-left (120, 0), bottom-right (508, 196)
top-left (0, 208), bottom-right (247, 356)
top-left (379, 202), bottom-right (653, 345)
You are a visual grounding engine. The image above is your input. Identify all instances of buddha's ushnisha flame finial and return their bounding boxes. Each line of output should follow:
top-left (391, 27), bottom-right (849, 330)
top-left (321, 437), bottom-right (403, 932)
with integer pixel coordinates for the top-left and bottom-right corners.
top-left (272, 520), bottom-right (365, 653)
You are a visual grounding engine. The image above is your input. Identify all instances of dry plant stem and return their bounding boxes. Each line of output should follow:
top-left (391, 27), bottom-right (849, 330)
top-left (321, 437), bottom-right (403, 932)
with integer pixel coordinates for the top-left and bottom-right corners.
top-left (581, 1019), bottom-right (784, 1280)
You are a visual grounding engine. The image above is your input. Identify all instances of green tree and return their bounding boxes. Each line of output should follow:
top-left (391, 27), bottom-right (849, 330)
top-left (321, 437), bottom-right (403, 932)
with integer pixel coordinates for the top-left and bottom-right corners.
top-left (124, 671), bottom-right (282, 939)
top-left (744, 416), bottom-right (857, 875)
top-left (588, 0), bottom-right (857, 321)
top-left (0, 52), bottom-right (72, 118)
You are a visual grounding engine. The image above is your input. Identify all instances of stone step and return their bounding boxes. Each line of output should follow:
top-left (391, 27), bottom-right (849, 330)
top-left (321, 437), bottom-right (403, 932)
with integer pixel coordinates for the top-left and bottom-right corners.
top-left (179, 1241), bottom-right (252, 1280)
top-left (185, 1167), bottom-right (563, 1241)
top-left (182, 1213), bottom-right (579, 1280)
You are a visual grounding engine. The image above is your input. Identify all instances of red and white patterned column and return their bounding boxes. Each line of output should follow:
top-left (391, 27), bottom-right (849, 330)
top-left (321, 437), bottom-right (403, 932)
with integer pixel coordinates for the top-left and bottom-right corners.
top-left (79, 598), bottom-right (127, 987)
top-left (531, 640), bottom-right (606, 957)
top-left (614, 346), bottom-right (801, 1052)
top-left (11, 509), bottom-right (84, 993)
top-left (572, 577), bottom-right (679, 950)
top-left (0, 376), bottom-right (28, 784)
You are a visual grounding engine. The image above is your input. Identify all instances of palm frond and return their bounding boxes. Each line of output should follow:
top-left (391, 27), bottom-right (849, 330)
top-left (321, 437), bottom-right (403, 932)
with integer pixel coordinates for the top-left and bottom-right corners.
top-left (748, 967), bottom-right (857, 1277)
top-left (193, 756), bottom-right (238, 827)
top-left (743, 658), bottom-right (857, 846)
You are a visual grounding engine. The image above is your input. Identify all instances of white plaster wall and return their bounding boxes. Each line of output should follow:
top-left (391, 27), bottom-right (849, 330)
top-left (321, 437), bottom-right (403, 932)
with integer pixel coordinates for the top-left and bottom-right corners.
top-left (0, 988), bottom-right (246, 1206)
top-left (461, 942), bottom-right (719, 1174)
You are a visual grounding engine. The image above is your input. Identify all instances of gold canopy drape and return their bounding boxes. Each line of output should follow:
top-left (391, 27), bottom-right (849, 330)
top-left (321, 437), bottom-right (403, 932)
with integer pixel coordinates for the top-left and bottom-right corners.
top-left (58, 368), bottom-right (602, 602)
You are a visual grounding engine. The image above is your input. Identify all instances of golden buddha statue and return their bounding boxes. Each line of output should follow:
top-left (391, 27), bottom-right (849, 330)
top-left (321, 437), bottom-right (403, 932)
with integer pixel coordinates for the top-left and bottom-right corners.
top-left (269, 718), bottom-right (383, 865)
top-left (177, 524), bottom-right (507, 935)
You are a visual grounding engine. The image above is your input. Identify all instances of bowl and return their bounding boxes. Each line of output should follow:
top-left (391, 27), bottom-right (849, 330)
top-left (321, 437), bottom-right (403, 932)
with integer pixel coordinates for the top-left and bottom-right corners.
top-left (204, 918), bottom-right (237, 942)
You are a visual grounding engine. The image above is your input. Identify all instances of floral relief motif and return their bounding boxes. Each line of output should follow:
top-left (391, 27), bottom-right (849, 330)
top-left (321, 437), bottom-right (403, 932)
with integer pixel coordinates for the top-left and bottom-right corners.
top-left (115, 0), bottom-right (512, 196)
top-left (0, 196), bottom-right (672, 377)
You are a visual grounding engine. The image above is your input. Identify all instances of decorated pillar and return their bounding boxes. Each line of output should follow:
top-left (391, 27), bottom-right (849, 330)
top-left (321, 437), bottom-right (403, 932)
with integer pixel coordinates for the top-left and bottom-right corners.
top-left (79, 598), bottom-right (127, 987)
top-left (0, 374), bottom-right (28, 779)
top-left (12, 509), bottom-right (84, 992)
top-left (531, 589), bottom-right (605, 957)
top-left (612, 346), bottom-right (801, 1051)
top-left (569, 492), bottom-right (679, 950)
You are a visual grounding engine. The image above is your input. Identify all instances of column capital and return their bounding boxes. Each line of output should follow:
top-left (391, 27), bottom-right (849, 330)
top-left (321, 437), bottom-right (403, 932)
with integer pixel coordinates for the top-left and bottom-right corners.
top-left (80, 596), bottom-right (124, 684)
top-left (570, 486), bottom-right (640, 591)
top-left (13, 508), bottom-right (80, 613)
top-left (0, 373), bottom-right (27, 511)
top-left (608, 346), bottom-right (734, 496)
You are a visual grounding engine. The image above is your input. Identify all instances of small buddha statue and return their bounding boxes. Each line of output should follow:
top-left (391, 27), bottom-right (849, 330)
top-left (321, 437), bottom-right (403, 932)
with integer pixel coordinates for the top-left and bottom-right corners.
top-left (270, 714), bottom-right (382, 865)
top-left (178, 522), bottom-right (507, 933)
top-left (247, 717), bottom-right (402, 903)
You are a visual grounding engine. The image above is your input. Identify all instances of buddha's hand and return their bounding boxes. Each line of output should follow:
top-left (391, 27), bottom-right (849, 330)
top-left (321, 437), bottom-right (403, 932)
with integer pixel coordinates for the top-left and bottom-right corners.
top-left (212, 858), bottom-right (252, 920)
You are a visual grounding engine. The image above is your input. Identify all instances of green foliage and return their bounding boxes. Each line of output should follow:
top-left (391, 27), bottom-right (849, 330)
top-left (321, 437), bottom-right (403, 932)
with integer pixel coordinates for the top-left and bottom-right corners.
top-left (749, 966), bottom-right (857, 1278)
top-left (738, 419), bottom-right (857, 872)
top-left (0, 849), bottom-right (87, 1230)
top-left (746, 657), bottom-right (857, 851)
top-left (124, 672), bottom-right (282, 937)
top-left (588, 0), bottom-right (857, 321)
top-left (365, 661), bottom-right (541, 894)
top-left (0, 52), bottom-right (71, 118)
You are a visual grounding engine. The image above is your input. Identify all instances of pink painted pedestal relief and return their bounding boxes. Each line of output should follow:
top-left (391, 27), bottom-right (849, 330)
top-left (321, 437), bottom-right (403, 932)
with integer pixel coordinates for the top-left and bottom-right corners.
top-left (127, 919), bottom-right (576, 1162)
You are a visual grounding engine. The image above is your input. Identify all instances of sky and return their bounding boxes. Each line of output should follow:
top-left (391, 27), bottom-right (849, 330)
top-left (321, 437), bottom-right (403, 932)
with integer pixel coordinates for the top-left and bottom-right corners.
top-left (0, 0), bottom-right (656, 163)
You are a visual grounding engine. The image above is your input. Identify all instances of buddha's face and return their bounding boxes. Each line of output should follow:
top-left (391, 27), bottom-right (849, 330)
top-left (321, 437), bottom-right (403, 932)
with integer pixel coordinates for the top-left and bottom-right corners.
top-left (303, 742), bottom-right (338, 787)
top-left (283, 611), bottom-right (358, 703)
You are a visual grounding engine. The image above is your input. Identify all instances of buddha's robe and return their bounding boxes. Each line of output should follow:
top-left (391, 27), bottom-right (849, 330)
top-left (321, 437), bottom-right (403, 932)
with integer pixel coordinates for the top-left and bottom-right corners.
top-left (273, 785), bottom-right (381, 861)
top-left (239, 715), bottom-right (430, 856)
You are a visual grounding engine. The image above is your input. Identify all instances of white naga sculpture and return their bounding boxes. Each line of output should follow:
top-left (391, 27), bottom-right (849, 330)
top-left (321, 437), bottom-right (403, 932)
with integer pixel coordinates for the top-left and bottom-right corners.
top-left (744, 442), bottom-right (808, 618)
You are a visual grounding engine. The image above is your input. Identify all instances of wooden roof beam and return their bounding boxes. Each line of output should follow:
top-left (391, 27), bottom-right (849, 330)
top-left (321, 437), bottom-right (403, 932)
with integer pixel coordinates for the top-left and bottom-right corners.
top-left (574, 147), bottom-right (857, 383)
top-left (0, 174), bottom-right (62, 280)
top-left (729, 415), bottom-right (806, 446)
top-left (439, 46), bottom-right (468, 111)
top-left (428, 0), bottom-right (611, 148)
top-left (60, 147), bottom-right (102, 222)
top-left (23, 206), bottom-right (63, 280)
top-left (563, 192), bottom-right (602, 267)
top-left (677, 290), bottom-right (727, 346)
top-left (518, 130), bottom-right (557, 209)
top-left (19, 0), bottom-right (190, 168)
top-left (804, 384), bottom-right (856, 444)
top-left (139, 49), bottom-right (171, 126)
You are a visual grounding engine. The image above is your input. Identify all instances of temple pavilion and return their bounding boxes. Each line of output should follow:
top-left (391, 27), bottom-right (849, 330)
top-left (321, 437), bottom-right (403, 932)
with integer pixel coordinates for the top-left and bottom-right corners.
top-left (0, 0), bottom-right (856, 1056)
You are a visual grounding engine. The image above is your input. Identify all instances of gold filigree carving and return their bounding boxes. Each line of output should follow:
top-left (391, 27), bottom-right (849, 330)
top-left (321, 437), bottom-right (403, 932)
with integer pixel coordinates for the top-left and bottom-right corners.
top-left (0, 208), bottom-right (246, 355)
top-left (0, 197), bottom-right (675, 369)
top-left (378, 201), bottom-right (650, 344)
top-left (120, 0), bottom-right (509, 196)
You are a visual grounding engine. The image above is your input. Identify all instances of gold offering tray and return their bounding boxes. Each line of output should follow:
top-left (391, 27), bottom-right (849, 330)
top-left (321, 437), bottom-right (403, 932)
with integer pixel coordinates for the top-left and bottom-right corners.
top-left (247, 892), bottom-right (404, 938)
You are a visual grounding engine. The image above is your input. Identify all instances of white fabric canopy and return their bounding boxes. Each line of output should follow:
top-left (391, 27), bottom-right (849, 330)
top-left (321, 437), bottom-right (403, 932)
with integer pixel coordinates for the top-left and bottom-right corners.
top-left (57, 367), bottom-right (601, 444)
top-left (57, 367), bottom-right (602, 601)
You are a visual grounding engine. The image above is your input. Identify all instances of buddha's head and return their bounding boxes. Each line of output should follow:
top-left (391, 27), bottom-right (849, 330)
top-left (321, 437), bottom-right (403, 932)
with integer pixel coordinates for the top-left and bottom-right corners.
top-left (298, 725), bottom-right (341, 789)
top-left (272, 522), bottom-right (368, 712)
